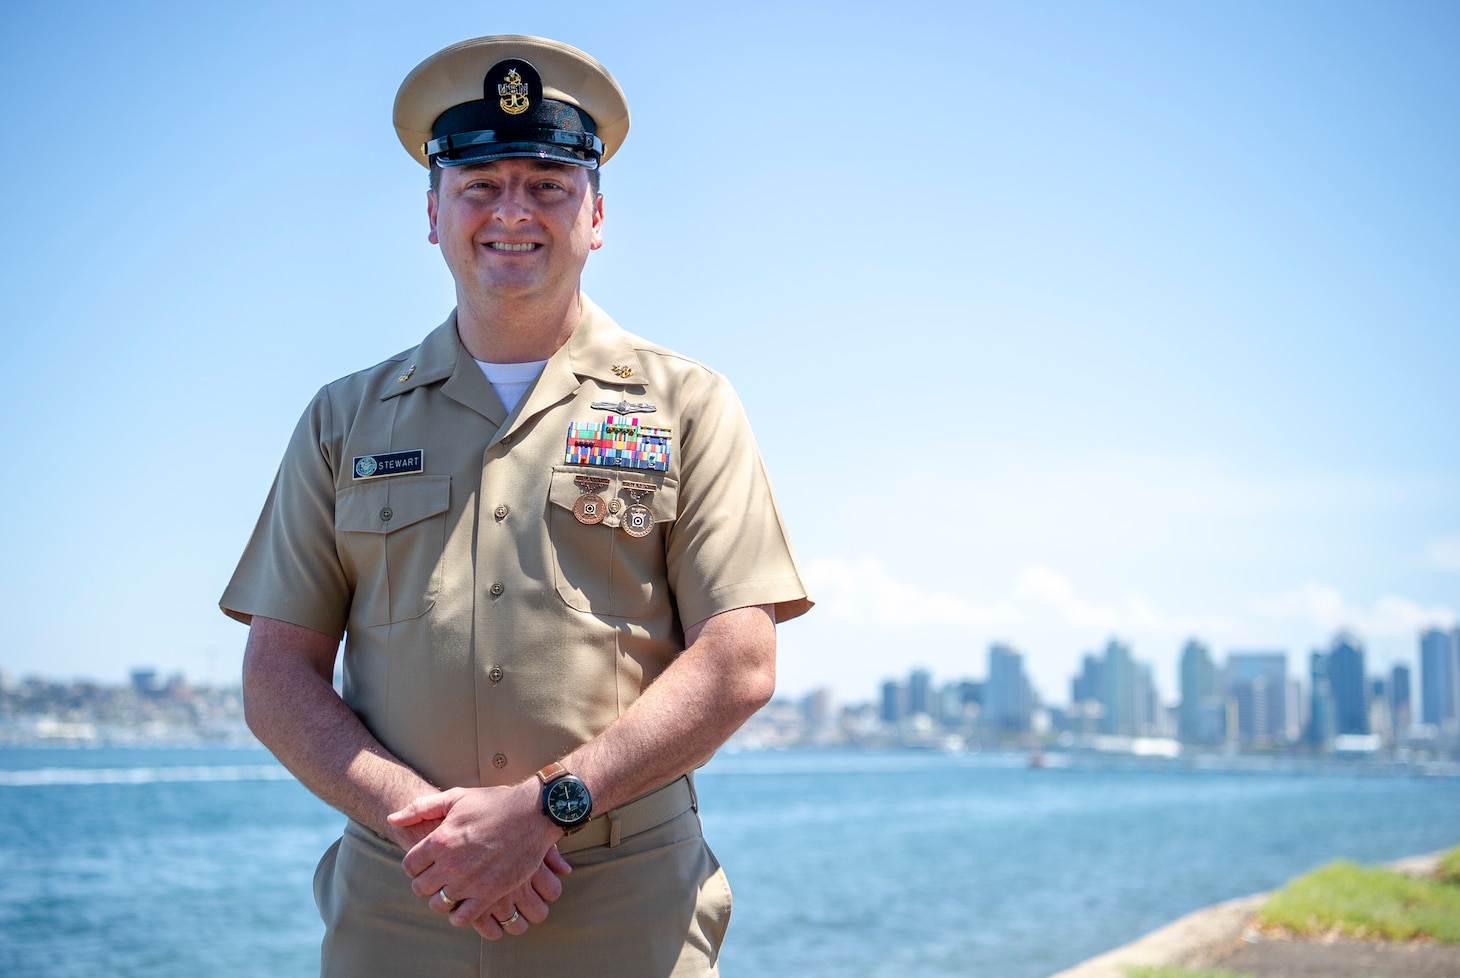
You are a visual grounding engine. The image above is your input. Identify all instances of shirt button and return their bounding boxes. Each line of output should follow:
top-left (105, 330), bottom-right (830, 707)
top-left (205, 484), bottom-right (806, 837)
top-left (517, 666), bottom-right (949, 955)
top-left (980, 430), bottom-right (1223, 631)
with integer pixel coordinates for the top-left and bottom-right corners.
top-left (492, 753), bottom-right (508, 769)
top-left (494, 504), bottom-right (509, 520)
top-left (379, 507), bottom-right (393, 521)
top-left (490, 582), bottom-right (505, 596)
top-left (489, 666), bottom-right (504, 683)
top-left (608, 499), bottom-right (623, 514)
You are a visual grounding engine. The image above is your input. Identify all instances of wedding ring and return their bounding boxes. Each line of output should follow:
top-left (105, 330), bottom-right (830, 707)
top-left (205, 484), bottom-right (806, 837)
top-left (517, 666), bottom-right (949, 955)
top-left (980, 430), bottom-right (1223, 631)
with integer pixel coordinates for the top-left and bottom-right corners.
top-left (495, 908), bottom-right (521, 927)
top-left (438, 887), bottom-right (458, 909)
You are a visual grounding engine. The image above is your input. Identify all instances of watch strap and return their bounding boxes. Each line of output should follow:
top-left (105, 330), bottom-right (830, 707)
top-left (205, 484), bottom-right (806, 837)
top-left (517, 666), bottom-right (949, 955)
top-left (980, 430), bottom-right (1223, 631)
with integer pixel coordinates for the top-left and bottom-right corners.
top-left (536, 761), bottom-right (568, 785)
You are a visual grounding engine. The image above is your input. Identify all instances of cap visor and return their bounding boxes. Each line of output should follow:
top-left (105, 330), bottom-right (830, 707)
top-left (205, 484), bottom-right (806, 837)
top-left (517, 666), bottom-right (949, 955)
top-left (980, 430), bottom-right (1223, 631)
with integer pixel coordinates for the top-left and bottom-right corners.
top-left (435, 141), bottom-right (598, 168)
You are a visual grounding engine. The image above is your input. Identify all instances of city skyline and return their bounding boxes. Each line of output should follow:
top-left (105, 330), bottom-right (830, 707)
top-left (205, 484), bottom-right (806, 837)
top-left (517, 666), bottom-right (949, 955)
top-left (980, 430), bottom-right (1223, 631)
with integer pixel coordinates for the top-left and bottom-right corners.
top-left (12, 622), bottom-right (1454, 726)
top-left (837, 623), bottom-right (1453, 723)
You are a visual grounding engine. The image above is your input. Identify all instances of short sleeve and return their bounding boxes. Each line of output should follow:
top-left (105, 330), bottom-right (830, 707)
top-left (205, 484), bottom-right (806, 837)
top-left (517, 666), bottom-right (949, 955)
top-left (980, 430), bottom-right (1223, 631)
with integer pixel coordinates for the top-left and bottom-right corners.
top-left (663, 369), bottom-right (812, 628)
top-left (219, 388), bottom-right (352, 637)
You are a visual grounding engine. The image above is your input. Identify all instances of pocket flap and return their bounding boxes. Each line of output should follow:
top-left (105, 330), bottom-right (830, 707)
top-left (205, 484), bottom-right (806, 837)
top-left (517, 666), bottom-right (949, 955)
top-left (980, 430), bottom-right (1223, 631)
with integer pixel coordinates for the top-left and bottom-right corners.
top-left (336, 476), bottom-right (451, 534)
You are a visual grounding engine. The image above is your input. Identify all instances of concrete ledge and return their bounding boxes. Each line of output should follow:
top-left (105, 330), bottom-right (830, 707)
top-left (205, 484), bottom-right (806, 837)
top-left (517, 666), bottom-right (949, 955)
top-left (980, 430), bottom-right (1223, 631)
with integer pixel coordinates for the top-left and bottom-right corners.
top-left (1048, 893), bottom-right (1265, 978)
top-left (1047, 850), bottom-right (1447, 978)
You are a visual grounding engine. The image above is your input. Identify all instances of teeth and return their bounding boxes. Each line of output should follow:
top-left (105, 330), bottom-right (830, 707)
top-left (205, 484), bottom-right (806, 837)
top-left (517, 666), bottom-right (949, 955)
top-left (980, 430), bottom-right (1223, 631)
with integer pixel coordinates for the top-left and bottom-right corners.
top-left (490, 242), bottom-right (537, 252)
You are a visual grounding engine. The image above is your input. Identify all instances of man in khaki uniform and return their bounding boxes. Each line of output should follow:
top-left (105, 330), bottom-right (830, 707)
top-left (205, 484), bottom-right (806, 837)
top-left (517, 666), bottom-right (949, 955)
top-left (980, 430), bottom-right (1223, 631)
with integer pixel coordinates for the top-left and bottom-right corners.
top-left (222, 34), bottom-right (811, 978)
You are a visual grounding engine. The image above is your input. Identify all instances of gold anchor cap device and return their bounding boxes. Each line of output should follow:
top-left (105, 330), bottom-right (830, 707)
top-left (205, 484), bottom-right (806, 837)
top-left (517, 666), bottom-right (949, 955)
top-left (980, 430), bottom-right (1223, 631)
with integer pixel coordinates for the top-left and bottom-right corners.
top-left (393, 35), bottom-right (630, 170)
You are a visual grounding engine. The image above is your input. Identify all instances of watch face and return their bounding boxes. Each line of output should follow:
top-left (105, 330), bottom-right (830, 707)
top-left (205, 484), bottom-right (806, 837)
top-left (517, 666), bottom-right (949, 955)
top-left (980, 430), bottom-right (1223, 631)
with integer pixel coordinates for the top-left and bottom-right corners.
top-left (545, 777), bottom-right (591, 826)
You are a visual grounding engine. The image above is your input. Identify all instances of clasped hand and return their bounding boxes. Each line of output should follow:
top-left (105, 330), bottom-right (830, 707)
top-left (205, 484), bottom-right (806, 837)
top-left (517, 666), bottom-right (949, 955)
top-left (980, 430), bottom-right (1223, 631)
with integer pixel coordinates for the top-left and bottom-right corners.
top-left (387, 782), bottom-right (570, 940)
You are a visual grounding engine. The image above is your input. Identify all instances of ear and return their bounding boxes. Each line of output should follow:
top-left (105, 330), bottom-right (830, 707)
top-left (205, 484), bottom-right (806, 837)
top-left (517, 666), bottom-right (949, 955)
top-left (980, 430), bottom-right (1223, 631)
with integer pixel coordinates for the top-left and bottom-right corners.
top-left (589, 194), bottom-right (604, 252)
top-left (427, 190), bottom-right (439, 245)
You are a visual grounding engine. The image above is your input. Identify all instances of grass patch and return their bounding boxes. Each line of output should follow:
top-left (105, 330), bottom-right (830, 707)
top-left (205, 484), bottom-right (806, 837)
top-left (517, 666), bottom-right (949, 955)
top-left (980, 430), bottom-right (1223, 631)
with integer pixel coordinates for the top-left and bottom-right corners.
top-left (1436, 844), bottom-right (1460, 885)
top-left (1258, 858), bottom-right (1460, 943)
top-left (1124, 967), bottom-right (1254, 978)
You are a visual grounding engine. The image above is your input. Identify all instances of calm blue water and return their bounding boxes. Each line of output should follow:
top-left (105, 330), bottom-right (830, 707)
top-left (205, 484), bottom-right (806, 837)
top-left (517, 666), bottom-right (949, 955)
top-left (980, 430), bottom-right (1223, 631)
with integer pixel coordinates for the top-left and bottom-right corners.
top-left (1, 747), bottom-right (1457, 978)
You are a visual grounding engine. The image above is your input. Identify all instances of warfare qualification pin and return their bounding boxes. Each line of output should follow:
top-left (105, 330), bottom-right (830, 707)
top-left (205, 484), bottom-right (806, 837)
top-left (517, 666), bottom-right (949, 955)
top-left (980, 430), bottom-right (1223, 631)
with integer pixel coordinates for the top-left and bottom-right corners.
top-left (620, 481), bottom-right (657, 538)
top-left (572, 475), bottom-right (611, 525)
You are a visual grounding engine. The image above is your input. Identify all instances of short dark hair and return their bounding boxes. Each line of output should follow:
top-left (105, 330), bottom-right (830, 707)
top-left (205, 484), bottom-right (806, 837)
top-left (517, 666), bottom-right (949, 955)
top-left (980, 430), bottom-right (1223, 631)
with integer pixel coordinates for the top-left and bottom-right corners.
top-left (428, 159), bottom-right (601, 196)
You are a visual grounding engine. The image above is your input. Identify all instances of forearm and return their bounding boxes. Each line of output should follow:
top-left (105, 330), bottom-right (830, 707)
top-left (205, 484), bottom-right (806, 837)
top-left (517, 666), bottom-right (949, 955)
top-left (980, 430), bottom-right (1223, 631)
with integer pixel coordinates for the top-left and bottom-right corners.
top-left (242, 616), bottom-right (438, 849)
top-left (559, 604), bottom-right (776, 814)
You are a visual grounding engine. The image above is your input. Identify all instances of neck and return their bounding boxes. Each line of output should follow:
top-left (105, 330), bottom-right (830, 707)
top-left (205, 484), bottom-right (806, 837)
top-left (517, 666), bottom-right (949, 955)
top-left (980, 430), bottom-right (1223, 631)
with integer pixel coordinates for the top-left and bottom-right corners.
top-left (455, 290), bottom-right (582, 363)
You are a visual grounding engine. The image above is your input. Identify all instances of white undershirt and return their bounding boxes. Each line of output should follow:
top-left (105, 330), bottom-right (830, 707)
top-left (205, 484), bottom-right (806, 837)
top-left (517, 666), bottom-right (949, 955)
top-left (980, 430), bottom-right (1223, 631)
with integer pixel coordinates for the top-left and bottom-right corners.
top-left (474, 358), bottom-right (548, 413)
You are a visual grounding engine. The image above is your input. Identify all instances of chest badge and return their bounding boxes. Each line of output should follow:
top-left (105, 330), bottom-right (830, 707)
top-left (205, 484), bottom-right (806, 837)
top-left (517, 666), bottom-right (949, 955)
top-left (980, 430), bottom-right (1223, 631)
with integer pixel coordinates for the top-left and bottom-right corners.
top-left (620, 481), bottom-right (657, 537)
top-left (572, 475), bottom-right (610, 525)
top-left (352, 449), bottom-right (424, 480)
top-left (590, 399), bottom-right (657, 413)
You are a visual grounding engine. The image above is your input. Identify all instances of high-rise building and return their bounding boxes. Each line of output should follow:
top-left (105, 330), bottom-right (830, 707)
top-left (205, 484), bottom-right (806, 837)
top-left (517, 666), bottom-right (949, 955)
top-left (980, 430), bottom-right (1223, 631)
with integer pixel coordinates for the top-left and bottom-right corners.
top-left (907, 669), bottom-right (933, 718)
top-left (800, 687), bottom-right (834, 734)
top-left (1100, 639), bottom-right (1138, 736)
top-left (1071, 653), bottom-right (1102, 706)
top-left (1134, 661), bottom-right (1158, 736)
top-left (1327, 633), bottom-right (1369, 736)
top-left (1390, 664), bottom-right (1411, 736)
top-left (1369, 677), bottom-right (1392, 741)
top-left (879, 679), bottom-right (906, 725)
top-left (1226, 652), bottom-right (1288, 746)
top-left (1286, 677), bottom-right (1305, 744)
top-left (1419, 628), bottom-right (1457, 733)
top-left (985, 644), bottom-right (1032, 733)
top-left (1308, 650), bottom-right (1334, 747)
top-left (1178, 639), bottom-right (1220, 744)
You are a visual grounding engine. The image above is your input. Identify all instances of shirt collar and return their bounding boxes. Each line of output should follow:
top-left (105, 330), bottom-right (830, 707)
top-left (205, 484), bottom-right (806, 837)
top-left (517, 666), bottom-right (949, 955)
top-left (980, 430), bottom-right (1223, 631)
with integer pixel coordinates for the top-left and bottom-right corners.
top-left (383, 296), bottom-right (645, 399)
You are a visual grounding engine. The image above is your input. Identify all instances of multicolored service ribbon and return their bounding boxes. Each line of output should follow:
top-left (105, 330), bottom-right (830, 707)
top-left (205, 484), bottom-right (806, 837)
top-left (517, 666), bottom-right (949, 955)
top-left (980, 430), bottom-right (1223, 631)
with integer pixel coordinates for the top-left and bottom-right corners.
top-left (564, 416), bottom-right (672, 471)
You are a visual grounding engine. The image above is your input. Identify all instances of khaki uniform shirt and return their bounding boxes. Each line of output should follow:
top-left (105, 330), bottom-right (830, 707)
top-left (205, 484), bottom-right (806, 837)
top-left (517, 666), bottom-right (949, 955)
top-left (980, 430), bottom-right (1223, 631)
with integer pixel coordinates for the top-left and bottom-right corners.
top-left (222, 296), bottom-right (811, 792)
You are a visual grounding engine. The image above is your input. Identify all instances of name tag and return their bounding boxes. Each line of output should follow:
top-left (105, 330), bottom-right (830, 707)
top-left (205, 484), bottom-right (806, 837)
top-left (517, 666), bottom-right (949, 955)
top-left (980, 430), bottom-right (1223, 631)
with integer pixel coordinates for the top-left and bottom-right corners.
top-left (353, 450), bottom-right (424, 480)
top-left (564, 416), bottom-right (671, 472)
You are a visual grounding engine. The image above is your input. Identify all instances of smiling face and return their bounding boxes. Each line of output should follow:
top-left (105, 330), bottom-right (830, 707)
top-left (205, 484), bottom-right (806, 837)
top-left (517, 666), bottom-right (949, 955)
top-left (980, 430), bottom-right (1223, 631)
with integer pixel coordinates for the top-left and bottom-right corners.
top-left (427, 158), bottom-right (604, 309)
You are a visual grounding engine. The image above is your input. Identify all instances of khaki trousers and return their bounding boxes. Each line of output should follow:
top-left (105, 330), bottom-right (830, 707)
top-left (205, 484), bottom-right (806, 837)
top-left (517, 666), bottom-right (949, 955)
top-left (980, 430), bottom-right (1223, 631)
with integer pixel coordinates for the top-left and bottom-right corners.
top-left (313, 807), bottom-right (731, 977)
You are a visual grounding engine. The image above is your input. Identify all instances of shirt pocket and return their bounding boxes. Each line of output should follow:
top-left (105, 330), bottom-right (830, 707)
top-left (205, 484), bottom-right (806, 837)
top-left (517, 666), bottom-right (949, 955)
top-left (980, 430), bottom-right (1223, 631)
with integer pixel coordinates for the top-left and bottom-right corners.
top-left (335, 475), bottom-right (451, 626)
top-left (547, 467), bottom-right (679, 619)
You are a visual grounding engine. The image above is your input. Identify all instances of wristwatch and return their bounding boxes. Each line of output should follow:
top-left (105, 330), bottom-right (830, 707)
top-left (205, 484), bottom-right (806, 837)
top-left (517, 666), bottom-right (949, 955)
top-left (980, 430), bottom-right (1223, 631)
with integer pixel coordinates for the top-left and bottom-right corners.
top-left (537, 761), bottom-right (593, 831)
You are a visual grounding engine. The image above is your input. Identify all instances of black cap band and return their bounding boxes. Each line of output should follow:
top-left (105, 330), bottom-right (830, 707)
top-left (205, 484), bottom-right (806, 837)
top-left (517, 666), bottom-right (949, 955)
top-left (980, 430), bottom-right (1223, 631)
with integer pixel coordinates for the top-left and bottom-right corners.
top-left (426, 126), bottom-right (603, 161)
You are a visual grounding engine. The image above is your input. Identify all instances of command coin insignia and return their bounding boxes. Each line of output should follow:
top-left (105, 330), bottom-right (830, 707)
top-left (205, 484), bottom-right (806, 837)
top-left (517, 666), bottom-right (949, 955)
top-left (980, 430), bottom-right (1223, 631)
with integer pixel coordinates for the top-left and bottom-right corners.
top-left (621, 481), bottom-right (657, 538)
top-left (572, 475), bottom-right (610, 525)
top-left (590, 399), bottom-right (657, 414)
top-left (498, 67), bottom-right (530, 115)
top-left (564, 416), bottom-right (672, 471)
top-left (622, 505), bottom-right (652, 536)
top-left (352, 449), bottom-right (424, 480)
top-left (574, 495), bottom-right (605, 524)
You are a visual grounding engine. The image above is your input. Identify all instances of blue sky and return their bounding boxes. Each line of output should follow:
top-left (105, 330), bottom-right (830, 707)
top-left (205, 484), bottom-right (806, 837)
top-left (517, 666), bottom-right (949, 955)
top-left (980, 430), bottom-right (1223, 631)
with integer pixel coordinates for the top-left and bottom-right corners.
top-left (2, 1), bottom-right (1456, 707)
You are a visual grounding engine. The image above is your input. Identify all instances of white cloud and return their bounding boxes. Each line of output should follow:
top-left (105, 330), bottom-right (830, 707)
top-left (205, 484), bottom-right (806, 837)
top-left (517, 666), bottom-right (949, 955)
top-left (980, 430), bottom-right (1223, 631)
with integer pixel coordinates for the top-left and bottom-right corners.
top-left (804, 556), bottom-right (1238, 639)
top-left (803, 556), bottom-right (1020, 628)
top-left (1251, 582), bottom-right (1456, 639)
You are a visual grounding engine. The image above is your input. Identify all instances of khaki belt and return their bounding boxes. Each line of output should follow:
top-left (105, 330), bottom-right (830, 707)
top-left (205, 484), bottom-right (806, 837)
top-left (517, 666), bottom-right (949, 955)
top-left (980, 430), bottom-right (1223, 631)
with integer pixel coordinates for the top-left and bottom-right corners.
top-left (556, 774), bottom-right (696, 854)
